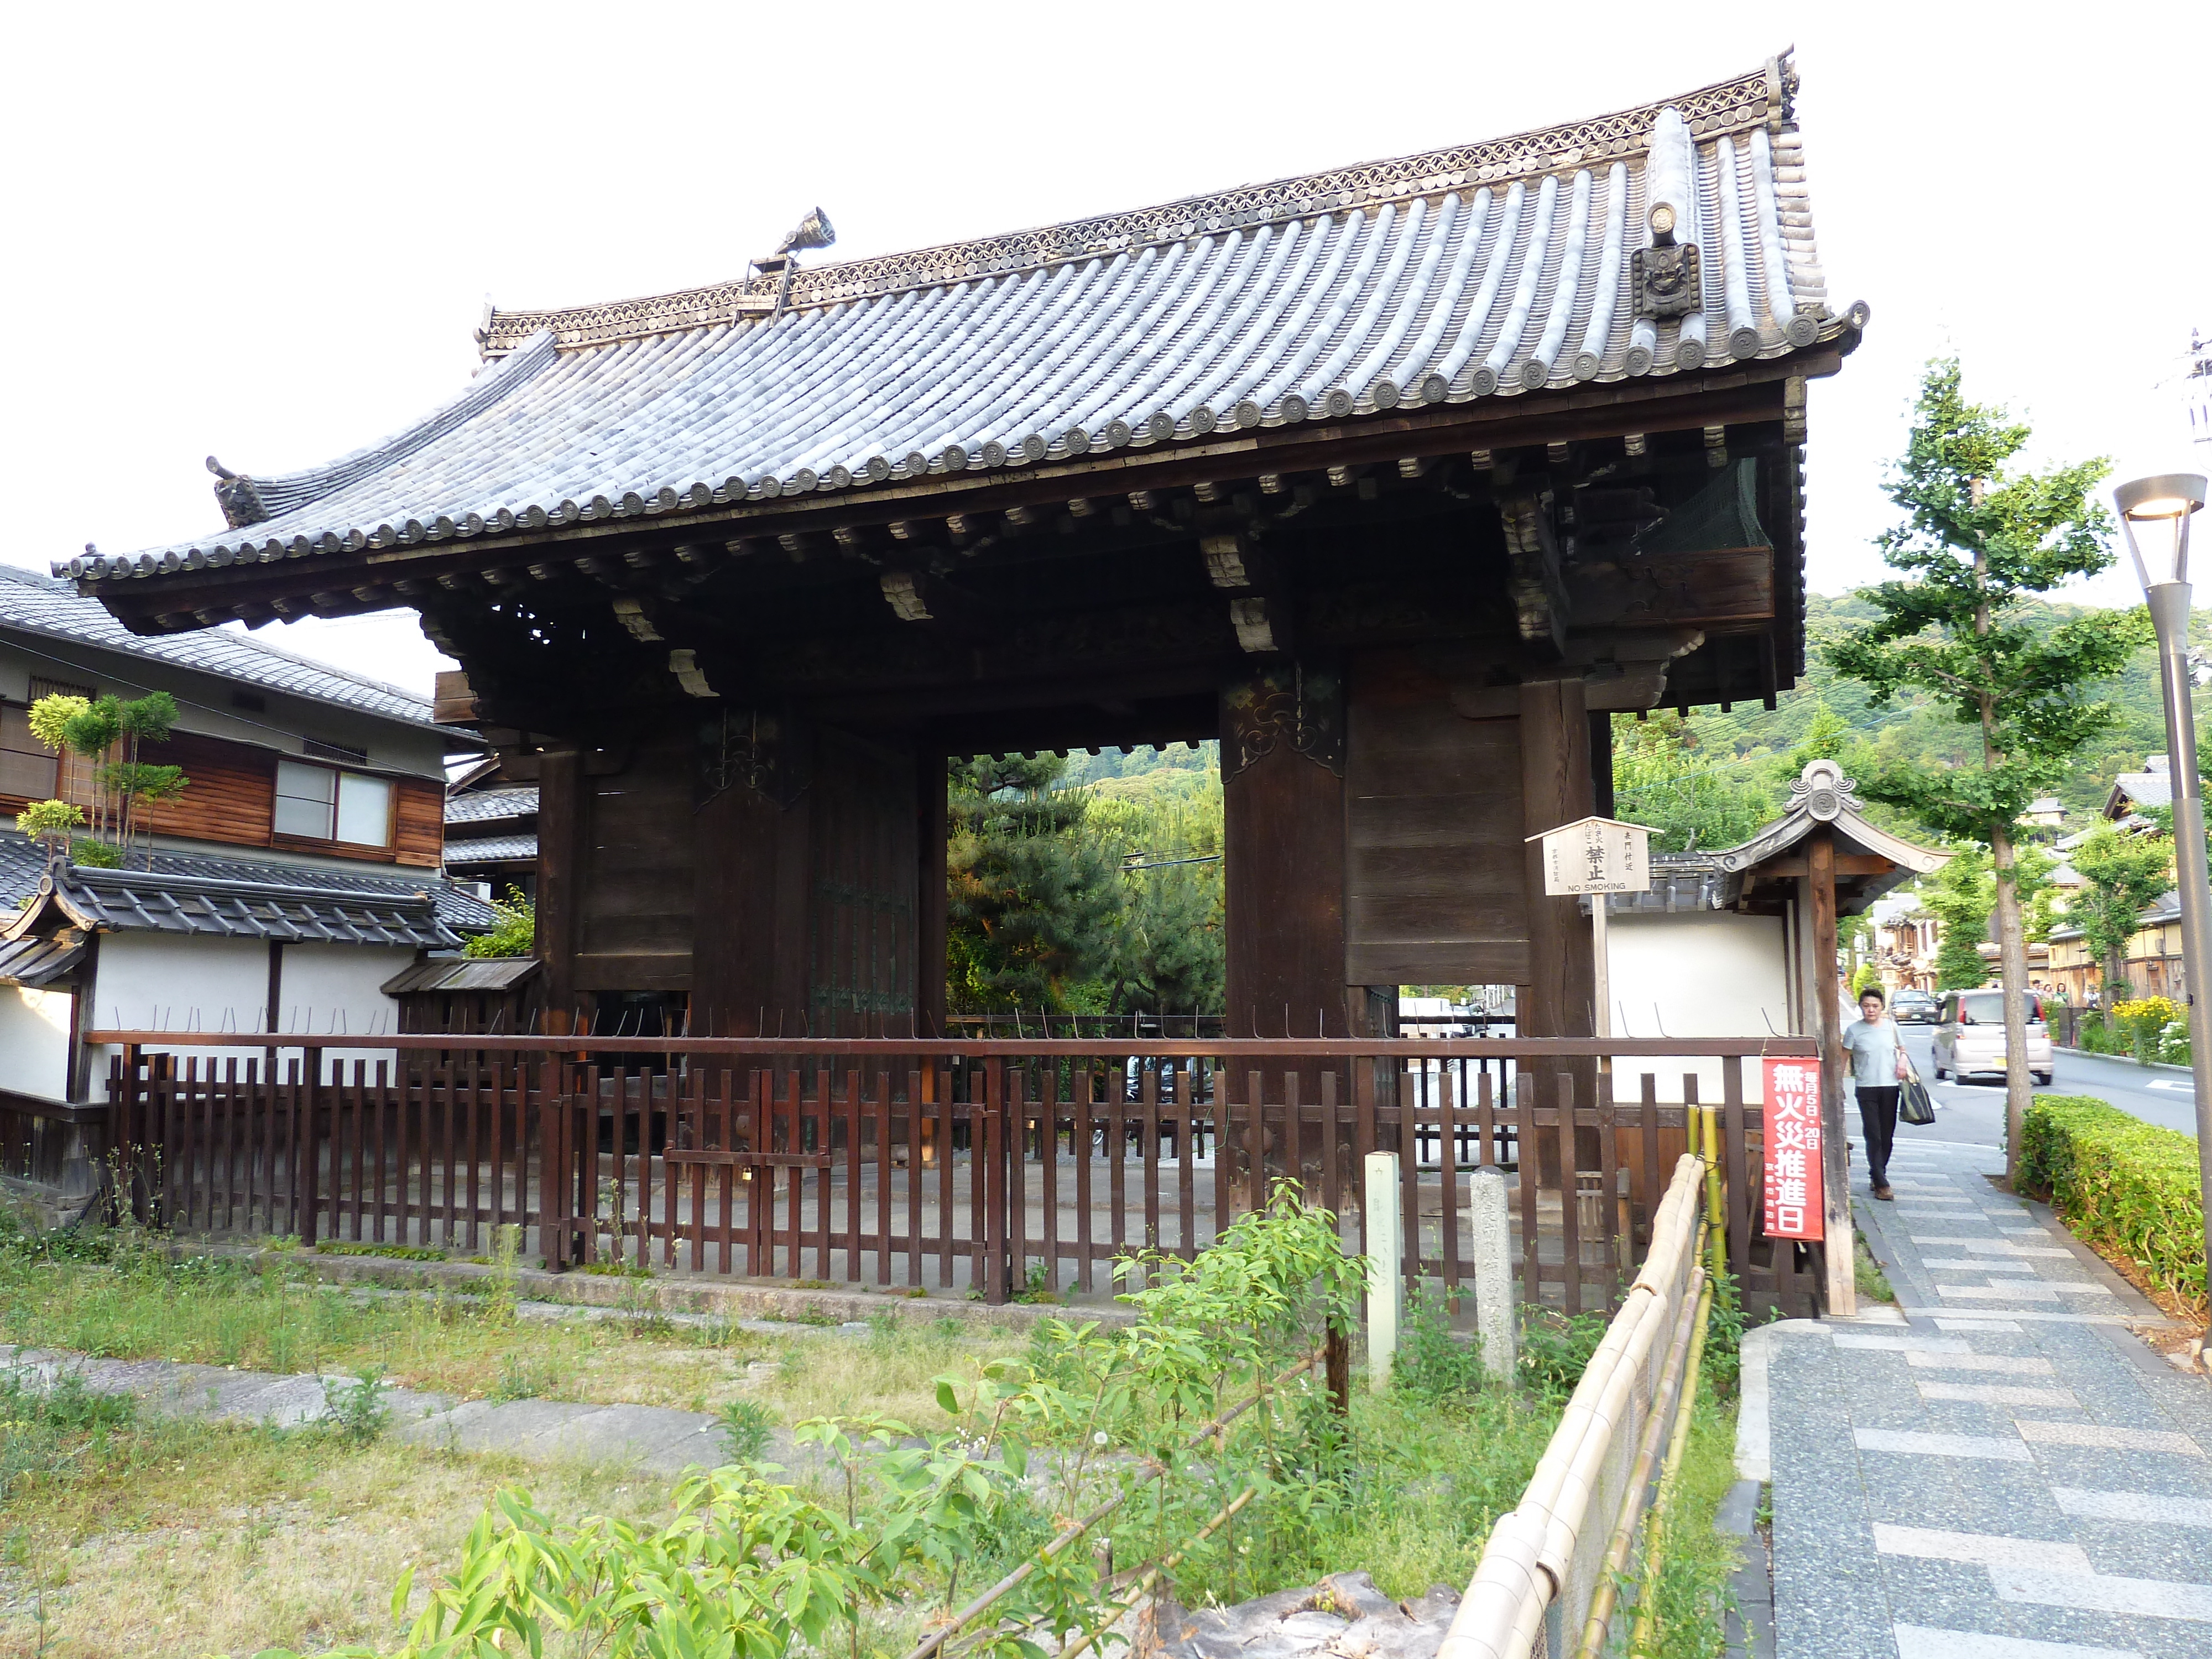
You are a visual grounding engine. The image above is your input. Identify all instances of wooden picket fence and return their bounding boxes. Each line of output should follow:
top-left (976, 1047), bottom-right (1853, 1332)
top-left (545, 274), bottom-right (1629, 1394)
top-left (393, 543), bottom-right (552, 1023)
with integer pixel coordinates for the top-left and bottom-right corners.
top-left (95, 1034), bottom-right (1823, 1317)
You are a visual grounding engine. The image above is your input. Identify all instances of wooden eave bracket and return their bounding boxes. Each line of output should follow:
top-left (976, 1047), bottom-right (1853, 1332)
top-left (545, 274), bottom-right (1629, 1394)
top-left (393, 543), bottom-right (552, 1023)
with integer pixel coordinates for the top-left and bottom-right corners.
top-left (1501, 494), bottom-right (1568, 656)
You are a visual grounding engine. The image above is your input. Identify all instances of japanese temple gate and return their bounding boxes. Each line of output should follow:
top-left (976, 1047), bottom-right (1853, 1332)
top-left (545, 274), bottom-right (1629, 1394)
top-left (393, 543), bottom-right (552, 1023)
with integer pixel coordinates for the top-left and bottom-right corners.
top-left (65, 51), bottom-right (1857, 1113)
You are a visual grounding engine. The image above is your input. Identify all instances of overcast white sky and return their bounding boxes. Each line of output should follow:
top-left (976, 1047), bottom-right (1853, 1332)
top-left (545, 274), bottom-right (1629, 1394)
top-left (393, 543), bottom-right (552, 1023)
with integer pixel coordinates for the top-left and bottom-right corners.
top-left (4, 2), bottom-right (2205, 701)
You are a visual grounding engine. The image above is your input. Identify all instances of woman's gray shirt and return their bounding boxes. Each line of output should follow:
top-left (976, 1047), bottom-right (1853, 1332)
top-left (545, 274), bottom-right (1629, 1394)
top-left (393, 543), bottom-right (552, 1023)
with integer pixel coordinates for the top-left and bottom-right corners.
top-left (1841, 1017), bottom-right (1901, 1088)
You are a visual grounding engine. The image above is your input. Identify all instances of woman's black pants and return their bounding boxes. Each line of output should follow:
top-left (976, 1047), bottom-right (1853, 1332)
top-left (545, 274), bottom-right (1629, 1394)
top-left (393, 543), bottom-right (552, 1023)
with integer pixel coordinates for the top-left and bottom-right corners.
top-left (1857, 1087), bottom-right (1900, 1189)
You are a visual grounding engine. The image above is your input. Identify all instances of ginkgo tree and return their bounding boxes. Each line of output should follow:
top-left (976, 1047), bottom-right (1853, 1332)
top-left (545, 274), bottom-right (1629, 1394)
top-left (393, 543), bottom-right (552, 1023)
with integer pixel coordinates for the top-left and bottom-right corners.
top-left (1828, 359), bottom-right (2150, 1180)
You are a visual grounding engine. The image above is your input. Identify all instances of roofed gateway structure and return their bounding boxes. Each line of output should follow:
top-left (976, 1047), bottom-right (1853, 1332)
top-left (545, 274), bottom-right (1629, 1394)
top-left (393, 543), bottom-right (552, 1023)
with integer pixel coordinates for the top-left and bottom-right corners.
top-left (68, 53), bottom-right (1861, 1044)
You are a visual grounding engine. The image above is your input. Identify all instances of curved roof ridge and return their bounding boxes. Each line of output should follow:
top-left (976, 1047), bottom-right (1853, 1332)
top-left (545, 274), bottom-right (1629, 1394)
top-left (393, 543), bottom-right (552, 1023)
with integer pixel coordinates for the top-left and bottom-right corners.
top-left (245, 330), bottom-right (562, 518)
top-left (480, 56), bottom-right (1798, 357)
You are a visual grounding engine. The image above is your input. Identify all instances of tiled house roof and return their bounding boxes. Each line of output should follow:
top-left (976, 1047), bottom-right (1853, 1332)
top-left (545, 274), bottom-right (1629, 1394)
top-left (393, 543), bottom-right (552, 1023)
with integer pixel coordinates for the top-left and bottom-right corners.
top-left (0, 564), bottom-right (445, 733)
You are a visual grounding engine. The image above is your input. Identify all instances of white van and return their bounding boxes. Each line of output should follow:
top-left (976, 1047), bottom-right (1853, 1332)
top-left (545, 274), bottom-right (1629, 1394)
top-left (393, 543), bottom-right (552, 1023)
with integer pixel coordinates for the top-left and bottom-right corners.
top-left (1932, 989), bottom-right (2054, 1086)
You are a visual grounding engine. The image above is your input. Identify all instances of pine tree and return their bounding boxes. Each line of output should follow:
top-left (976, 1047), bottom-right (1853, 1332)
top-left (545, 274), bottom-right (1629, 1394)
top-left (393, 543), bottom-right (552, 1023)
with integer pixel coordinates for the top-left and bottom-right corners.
top-left (945, 756), bottom-right (1119, 1013)
top-left (1827, 359), bottom-right (2151, 1178)
top-left (1923, 848), bottom-right (1996, 992)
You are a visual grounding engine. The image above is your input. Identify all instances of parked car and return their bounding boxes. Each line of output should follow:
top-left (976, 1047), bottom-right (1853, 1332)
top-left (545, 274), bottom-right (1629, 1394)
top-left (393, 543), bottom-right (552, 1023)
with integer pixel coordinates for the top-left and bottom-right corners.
top-left (1933, 989), bottom-right (2053, 1086)
top-left (1891, 990), bottom-right (1939, 1024)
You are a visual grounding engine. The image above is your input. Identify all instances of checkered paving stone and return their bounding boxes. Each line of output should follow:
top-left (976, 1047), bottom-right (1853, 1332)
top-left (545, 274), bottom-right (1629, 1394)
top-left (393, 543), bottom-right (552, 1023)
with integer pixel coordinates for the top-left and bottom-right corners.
top-left (1767, 1134), bottom-right (2212, 1657)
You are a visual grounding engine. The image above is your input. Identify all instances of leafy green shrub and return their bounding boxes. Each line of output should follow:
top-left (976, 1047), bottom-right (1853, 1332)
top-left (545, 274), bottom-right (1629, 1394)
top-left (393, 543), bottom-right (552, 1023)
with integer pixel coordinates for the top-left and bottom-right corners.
top-left (12, 798), bottom-right (82, 842)
top-left (2020, 1095), bottom-right (2204, 1313)
top-left (464, 885), bottom-right (536, 958)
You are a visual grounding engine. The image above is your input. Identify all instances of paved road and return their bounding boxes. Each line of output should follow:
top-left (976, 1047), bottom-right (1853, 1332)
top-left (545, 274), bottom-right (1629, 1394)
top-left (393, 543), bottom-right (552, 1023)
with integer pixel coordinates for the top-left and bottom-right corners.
top-left (1890, 1024), bottom-right (2200, 1141)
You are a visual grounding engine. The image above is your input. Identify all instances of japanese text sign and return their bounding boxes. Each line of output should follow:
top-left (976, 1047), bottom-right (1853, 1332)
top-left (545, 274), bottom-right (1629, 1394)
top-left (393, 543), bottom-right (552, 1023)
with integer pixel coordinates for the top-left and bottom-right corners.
top-left (1531, 816), bottom-right (1653, 896)
top-left (1761, 1058), bottom-right (1824, 1242)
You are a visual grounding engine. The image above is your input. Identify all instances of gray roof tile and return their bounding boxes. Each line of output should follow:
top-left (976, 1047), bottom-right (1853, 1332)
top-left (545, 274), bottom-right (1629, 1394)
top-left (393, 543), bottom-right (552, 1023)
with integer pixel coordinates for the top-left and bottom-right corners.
top-left (445, 786), bottom-right (538, 826)
top-left (444, 834), bottom-right (537, 865)
top-left (0, 829), bottom-right (495, 937)
top-left (68, 57), bottom-right (1856, 587)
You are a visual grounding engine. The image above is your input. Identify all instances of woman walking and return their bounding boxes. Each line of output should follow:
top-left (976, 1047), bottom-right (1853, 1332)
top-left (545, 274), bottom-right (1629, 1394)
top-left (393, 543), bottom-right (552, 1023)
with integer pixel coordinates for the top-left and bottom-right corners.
top-left (1841, 987), bottom-right (1906, 1200)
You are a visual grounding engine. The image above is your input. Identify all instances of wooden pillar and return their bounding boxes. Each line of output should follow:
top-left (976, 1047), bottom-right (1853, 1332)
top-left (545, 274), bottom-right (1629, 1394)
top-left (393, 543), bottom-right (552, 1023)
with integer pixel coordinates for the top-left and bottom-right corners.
top-left (916, 752), bottom-right (950, 1040)
top-left (1808, 824), bottom-right (1856, 1314)
top-left (536, 745), bottom-right (584, 1028)
top-left (1222, 665), bottom-right (1349, 1040)
top-left (1519, 676), bottom-right (1598, 1180)
top-left (692, 715), bottom-right (812, 1035)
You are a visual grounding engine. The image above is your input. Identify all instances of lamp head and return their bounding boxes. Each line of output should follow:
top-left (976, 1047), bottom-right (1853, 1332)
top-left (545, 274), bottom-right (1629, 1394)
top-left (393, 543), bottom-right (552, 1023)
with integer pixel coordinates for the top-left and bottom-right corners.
top-left (2114, 472), bottom-right (2208, 591)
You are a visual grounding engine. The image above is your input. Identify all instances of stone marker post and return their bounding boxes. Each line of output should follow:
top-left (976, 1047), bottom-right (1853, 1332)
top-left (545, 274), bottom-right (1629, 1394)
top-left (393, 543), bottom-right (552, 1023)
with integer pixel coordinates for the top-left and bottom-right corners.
top-left (1469, 1166), bottom-right (1515, 1381)
top-left (1364, 1151), bottom-right (1402, 1388)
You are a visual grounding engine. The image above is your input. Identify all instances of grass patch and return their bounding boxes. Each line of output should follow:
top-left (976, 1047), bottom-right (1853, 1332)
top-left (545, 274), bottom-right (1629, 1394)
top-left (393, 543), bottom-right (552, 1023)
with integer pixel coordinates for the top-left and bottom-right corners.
top-left (312, 1241), bottom-right (447, 1263)
top-left (0, 1391), bottom-right (674, 1657)
top-left (1636, 1389), bottom-right (1744, 1658)
top-left (0, 1228), bottom-right (1022, 1424)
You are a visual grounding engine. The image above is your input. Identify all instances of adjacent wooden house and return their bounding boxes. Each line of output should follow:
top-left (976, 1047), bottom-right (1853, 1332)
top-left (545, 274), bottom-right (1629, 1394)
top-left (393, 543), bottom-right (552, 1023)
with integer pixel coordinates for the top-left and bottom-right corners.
top-left (59, 55), bottom-right (1861, 1062)
top-left (0, 564), bottom-right (493, 1172)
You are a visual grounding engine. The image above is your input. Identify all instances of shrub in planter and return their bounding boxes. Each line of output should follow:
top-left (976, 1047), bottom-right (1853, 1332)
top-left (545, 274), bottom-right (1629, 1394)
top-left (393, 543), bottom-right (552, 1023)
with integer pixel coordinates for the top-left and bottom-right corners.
top-left (2019, 1095), bottom-right (2205, 1314)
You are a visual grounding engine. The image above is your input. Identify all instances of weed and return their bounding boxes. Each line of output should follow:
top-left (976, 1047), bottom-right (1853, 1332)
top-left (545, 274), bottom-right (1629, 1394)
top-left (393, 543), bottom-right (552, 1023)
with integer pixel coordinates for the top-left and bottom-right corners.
top-left (1013, 1261), bottom-right (1060, 1303)
top-left (579, 1258), bottom-right (652, 1279)
top-left (489, 1352), bottom-right (556, 1404)
top-left (1854, 1234), bottom-right (1896, 1306)
top-left (323, 1368), bottom-right (392, 1445)
top-left (484, 1223), bottom-right (522, 1328)
top-left (1394, 1284), bottom-right (1486, 1401)
top-left (717, 1398), bottom-right (775, 1462)
top-left (1517, 1307), bottom-right (1609, 1398)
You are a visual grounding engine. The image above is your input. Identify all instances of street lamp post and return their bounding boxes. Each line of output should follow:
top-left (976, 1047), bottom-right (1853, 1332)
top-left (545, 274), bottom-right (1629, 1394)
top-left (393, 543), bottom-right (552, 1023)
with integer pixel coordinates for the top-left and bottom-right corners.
top-left (2115, 473), bottom-right (2212, 1280)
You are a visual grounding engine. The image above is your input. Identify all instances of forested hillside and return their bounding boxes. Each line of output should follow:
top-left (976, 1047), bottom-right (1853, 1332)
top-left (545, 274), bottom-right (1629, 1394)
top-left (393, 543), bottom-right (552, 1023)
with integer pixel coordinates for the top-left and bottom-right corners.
top-left (1612, 592), bottom-right (2201, 851)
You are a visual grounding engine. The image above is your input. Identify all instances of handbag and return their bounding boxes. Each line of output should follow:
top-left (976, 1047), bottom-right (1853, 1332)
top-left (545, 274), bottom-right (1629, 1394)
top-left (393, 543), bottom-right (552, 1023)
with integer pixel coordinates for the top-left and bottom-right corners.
top-left (1898, 1060), bottom-right (1936, 1126)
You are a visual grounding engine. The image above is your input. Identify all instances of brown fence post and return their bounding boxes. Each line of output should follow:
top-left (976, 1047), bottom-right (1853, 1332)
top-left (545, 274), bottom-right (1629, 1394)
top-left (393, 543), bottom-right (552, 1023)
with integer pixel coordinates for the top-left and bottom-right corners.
top-left (983, 1059), bottom-right (1009, 1305)
top-left (300, 1046), bottom-right (323, 1246)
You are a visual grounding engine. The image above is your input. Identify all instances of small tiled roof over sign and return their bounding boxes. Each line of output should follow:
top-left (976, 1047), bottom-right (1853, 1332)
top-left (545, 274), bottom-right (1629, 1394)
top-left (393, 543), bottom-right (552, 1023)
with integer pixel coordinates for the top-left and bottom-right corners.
top-left (0, 564), bottom-right (445, 733)
top-left (66, 54), bottom-right (1856, 587)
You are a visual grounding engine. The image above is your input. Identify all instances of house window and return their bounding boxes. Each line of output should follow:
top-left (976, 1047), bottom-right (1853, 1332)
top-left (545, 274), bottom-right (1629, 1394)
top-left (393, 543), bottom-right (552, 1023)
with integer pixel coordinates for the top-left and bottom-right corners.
top-left (15, 677), bottom-right (101, 805)
top-left (0, 704), bottom-right (55, 799)
top-left (275, 759), bottom-right (393, 848)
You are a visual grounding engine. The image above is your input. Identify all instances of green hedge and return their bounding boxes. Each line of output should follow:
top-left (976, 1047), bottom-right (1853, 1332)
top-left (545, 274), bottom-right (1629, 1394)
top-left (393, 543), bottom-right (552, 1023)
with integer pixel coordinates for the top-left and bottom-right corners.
top-left (2018, 1095), bottom-right (2205, 1313)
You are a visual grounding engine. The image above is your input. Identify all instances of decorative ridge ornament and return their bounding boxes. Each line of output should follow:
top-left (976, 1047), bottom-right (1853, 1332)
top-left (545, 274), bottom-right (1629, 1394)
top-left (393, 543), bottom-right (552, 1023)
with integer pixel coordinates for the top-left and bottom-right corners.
top-left (206, 456), bottom-right (268, 529)
top-left (1790, 757), bottom-right (1859, 821)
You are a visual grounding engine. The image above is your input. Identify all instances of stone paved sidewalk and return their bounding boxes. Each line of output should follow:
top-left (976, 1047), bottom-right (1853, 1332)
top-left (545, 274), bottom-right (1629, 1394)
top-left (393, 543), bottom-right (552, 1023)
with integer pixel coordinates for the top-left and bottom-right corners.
top-left (1754, 1131), bottom-right (2212, 1658)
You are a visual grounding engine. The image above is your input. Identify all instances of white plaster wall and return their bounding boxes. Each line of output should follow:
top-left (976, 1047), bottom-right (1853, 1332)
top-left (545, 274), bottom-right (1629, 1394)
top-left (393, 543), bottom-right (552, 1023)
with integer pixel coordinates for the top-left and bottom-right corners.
top-left (84, 936), bottom-right (419, 1086)
top-left (277, 942), bottom-right (417, 1078)
top-left (85, 934), bottom-right (271, 1085)
top-left (1605, 910), bottom-right (1791, 1104)
top-left (0, 986), bottom-right (74, 1100)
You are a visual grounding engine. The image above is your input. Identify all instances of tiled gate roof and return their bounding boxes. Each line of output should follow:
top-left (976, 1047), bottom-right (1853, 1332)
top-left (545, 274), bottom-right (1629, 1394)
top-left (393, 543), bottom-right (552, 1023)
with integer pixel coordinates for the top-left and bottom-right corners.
top-left (68, 54), bottom-right (1852, 587)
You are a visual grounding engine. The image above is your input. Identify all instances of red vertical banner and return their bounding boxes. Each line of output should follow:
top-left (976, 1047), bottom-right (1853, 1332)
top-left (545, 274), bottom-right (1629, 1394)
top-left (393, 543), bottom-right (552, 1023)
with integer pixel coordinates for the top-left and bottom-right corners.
top-left (1761, 1058), bottom-right (1825, 1241)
